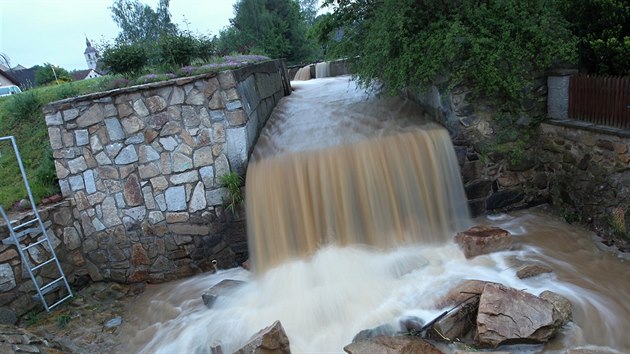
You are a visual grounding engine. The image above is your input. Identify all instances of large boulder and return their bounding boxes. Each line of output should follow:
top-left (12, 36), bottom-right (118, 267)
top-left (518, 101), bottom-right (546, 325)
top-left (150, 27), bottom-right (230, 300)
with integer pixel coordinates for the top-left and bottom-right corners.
top-left (454, 226), bottom-right (512, 258)
top-left (234, 321), bottom-right (291, 354)
top-left (436, 279), bottom-right (495, 308)
top-left (476, 283), bottom-right (565, 347)
top-left (344, 336), bottom-right (444, 354)
top-left (201, 279), bottom-right (245, 308)
top-left (428, 295), bottom-right (479, 342)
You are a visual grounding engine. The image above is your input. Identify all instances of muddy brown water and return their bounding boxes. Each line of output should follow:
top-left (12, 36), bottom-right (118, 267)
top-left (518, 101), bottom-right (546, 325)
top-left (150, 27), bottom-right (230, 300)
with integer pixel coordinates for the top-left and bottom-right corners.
top-left (120, 208), bottom-right (630, 353)
top-left (118, 77), bottom-right (629, 353)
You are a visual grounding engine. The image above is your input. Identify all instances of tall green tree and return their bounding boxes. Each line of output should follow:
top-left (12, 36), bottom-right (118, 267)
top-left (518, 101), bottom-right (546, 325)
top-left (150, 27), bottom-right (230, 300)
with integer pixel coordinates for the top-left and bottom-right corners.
top-left (299, 0), bottom-right (319, 25)
top-left (560, 0), bottom-right (630, 75)
top-left (35, 63), bottom-right (72, 85)
top-left (220, 0), bottom-right (315, 63)
top-left (110, 0), bottom-right (177, 44)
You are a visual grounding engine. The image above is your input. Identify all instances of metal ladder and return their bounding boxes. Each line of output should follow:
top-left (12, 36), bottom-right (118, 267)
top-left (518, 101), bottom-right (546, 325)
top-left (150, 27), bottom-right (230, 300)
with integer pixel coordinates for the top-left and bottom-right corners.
top-left (0, 136), bottom-right (73, 312)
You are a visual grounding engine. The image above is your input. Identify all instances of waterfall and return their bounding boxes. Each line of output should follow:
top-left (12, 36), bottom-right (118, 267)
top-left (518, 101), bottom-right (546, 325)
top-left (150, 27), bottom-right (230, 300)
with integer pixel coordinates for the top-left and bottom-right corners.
top-left (246, 126), bottom-right (470, 272)
top-left (293, 66), bottom-right (311, 81)
top-left (315, 62), bottom-right (331, 78)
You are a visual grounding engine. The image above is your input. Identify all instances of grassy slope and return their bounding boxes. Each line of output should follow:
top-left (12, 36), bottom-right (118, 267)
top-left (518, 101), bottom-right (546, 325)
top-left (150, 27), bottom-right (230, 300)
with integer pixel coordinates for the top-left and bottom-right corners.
top-left (0, 78), bottom-right (109, 209)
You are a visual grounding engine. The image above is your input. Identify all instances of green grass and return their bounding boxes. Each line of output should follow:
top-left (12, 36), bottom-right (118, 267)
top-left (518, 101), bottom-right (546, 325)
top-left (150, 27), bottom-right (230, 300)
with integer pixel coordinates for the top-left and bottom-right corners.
top-left (0, 77), bottom-right (111, 209)
top-left (55, 313), bottom-right (71, 328)
top-left (219, 172), bottom-right (244, 215)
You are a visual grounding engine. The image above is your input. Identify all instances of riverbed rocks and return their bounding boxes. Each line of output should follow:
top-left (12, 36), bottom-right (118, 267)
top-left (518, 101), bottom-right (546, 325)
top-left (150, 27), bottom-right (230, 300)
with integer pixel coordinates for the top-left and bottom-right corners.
top-left (427, 295), bottom-right (479, 342)
top-left (516, 263), bottom-right (553, 279)
top-left (476, 283), bottom-right (569, 347)
top-left (344, 335), bottom-right (444, 354)
top-left (234, 320), bottom-right (291, 354)
top-left (201, 279), bottom-right (245, 308)
top-left (454, 225), bottom-right (513, 258)
top-left (430, 280), bottom-right (573, 349)
top-left (0, 324), bottom-right (69, 354)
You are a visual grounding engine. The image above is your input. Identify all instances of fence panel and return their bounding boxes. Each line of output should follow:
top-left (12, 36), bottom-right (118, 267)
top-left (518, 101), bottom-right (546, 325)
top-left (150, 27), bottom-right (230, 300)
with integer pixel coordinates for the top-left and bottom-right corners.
top-left (568, 74), bottom-right (630, 130)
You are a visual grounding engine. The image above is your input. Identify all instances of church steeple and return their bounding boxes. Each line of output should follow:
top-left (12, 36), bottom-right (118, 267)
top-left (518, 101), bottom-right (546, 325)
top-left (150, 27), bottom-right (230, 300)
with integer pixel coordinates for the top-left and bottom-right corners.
top-left (84, 37), bottom-right (99, 70)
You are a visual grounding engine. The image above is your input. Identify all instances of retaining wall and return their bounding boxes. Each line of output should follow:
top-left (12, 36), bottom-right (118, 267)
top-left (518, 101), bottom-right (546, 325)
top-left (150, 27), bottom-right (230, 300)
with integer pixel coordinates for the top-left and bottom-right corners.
top-left (408, 74), bottom-right (630, 249)
top-left (0, 60), bottom-right (290, 319)
top-left (404, 78), bottom-right (550, 216)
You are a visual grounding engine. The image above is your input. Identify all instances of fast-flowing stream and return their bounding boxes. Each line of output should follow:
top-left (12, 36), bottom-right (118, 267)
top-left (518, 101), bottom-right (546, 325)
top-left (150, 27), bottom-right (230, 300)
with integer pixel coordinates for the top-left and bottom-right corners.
top-left (123, 77), bottom-right (630, 353)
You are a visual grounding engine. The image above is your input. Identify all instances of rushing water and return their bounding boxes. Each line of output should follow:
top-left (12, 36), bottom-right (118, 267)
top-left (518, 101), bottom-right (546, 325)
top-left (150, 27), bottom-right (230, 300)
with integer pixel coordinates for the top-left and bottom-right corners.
top-left (124, 208), bottom-right (630, 353)
top-left (124, 77), bottom-right (630, 353)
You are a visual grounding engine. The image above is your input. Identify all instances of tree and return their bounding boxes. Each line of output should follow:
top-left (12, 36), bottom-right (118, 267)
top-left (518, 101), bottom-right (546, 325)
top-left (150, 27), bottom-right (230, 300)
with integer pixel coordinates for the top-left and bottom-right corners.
top-left (35, 64), bottom-right (72, 86)
top-left (110, 0), bottom-right (177, 44)
top-left (220, 0), bottom-right (315, 63)
top-left (299, 0), bottom-right (319, 25)
top-left (320, 0), bottom-right (576, 107)
top-left (560, 0), bottom-right (630, 75)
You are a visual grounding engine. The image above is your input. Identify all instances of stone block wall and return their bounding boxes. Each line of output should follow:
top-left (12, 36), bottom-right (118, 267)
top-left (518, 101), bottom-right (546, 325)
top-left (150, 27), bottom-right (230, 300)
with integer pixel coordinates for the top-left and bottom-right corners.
top-left (40, 60), bottom-right (289, 284)
top-left (406, 74), bottom-right (630, 249)
top-left (0, 202), bottom-right (84, 318)
top-left (540, 121), bottom-right (630, 250)
top-left (405, 79), bottom-right (550, 216)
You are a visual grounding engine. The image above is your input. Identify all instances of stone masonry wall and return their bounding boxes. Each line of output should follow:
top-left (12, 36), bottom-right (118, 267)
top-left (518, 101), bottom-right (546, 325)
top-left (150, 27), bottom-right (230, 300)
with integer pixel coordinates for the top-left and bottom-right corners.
top-left (405, 78), bottom-right (550, 216)
top-left (0, 202), bottom-right (82, 318)
top-left (407, 75), bottom-right (630, 249)
top-left (40, 60), bottom-right (289, 285)
top-left (540, 121), bottom-right (630, 250)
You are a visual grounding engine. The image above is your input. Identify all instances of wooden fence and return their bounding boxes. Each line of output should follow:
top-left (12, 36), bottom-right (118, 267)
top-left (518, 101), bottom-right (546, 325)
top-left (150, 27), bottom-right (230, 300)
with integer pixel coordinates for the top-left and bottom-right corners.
top-left (568, 74), bottom-right (630, 130)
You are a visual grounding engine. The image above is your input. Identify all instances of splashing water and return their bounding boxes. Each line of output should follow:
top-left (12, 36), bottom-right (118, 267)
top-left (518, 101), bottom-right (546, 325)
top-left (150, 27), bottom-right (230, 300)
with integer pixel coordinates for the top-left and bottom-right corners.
top-left (125, 77), bottom-right (630, 353)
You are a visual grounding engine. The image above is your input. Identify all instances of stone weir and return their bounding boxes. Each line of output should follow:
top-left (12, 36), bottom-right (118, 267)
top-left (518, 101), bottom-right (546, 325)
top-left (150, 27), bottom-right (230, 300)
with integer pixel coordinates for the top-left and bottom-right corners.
top-left (38, 60), bottom-right (290, 286)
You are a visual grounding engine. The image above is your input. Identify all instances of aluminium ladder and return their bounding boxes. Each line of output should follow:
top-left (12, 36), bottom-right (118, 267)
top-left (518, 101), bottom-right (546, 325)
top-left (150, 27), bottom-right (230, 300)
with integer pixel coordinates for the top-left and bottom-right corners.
top-left (0, 136), bottom-right (73, 312)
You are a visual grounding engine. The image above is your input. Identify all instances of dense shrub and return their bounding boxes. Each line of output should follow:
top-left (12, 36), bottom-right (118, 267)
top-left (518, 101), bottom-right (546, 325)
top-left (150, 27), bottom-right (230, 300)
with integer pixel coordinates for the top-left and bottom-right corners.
top-left (218, 0), bottom-right (318, 64)
top-left (101, 43), bottom-right (148, 75)
top-left (159, 34), bottom-right (198, 67)
top-left (560, 0), bottom-right (630, 75)
top-left (321, 0), bottom-right (577, 108)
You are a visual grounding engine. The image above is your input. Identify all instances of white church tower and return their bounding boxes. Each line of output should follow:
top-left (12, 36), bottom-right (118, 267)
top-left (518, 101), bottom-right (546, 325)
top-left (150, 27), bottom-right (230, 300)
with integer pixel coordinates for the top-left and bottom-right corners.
top-left (84, 38), bottom-right (99, 70)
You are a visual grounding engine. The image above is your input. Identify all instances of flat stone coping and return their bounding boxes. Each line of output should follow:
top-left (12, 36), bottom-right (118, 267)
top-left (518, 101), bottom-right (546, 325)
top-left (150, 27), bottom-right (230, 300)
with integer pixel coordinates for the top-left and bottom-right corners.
top-left (545, 119), bottom-right (630, 138)
top-left (0, 201), bottom-right (70, 228)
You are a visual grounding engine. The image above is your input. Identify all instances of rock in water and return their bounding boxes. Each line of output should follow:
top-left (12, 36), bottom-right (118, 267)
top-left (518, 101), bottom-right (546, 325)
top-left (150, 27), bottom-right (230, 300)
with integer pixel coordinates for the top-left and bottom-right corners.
top-left (454, 225), bottom-right (512, 258)
top-left (436, 279), bottom-right (495, 308)
top-left (344, 336), bottom-right (444, 354)
top-left (352, 324), bottom-right (397, 342)
top-left (476, 283), bottom-right (561, 347)
top-left (398, 316), bottom-right (424, 333)
top-left (539, 290), bottom-right (573, 326)
top-left (516, 263), bottom-right (553, 279)
top-left (428, 296), bottom-right (479, 342)
top-left (201, 279), bottom-right (245, 308)
top-left (234, 320), bottom-right (291, 354)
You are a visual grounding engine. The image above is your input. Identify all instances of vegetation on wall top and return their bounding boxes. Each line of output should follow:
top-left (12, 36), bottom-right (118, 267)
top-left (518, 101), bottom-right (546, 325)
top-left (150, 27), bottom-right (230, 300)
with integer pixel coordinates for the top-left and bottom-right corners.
top-left (318, 0), bottom-right (576, 109)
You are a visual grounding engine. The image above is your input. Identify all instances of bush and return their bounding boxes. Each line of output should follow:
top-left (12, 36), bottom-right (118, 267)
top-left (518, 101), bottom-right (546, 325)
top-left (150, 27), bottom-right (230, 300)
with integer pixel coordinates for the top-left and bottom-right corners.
top-left (159, 34), bottom-right (198, 67)
top-left (322, 0), bottom-right (577, 108)
top-left (101, 43), bottom-right (148, 75)
top-left (35, 63), bottom-right (72, 86)
top-left (560, 0), bottom-right (630, 75)
top-left (194, 34), bottom-right (217, 62)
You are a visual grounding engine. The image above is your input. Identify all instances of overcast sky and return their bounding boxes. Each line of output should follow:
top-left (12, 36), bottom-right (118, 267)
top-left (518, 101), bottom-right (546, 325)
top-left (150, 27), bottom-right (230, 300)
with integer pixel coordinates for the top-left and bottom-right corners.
top-left (0, 0), bottom-right (238, 71)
